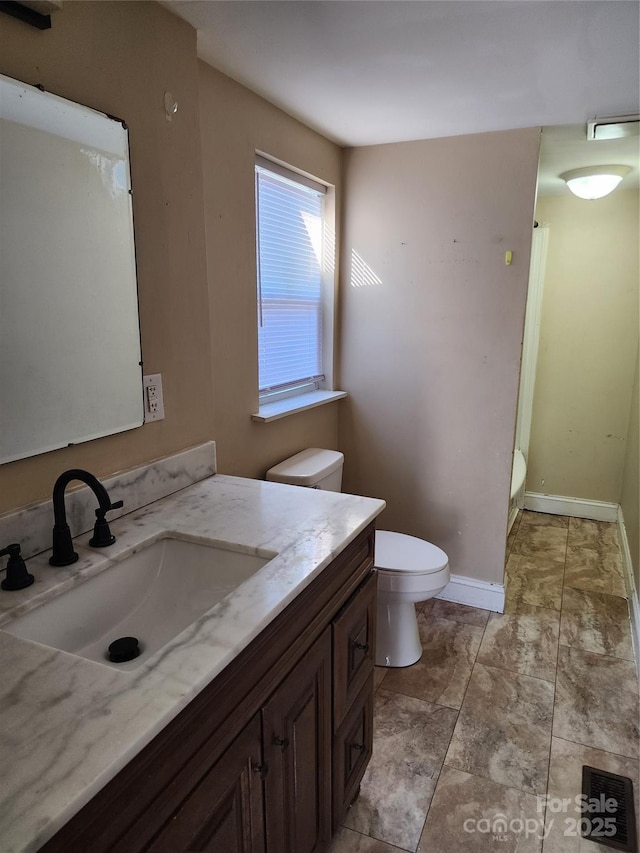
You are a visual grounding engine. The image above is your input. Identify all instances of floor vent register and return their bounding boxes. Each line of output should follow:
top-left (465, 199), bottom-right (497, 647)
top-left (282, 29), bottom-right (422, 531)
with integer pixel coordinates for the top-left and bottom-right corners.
top-left (582, 765), bottom-right (637, 852)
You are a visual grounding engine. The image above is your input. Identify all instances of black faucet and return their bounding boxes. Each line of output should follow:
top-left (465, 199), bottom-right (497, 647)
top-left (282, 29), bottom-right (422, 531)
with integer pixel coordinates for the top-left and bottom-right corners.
top-left (50, 469), bottom-right (123, 567)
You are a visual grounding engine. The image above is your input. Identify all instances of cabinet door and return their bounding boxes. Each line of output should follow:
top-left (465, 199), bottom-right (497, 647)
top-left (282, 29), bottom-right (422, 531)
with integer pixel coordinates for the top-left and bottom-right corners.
top-left (262, 626), bottom-right (332, 853)
top-left (145, 713), bottom-right (265, 853)
top-left (333, 571), bottom-right (376, 731)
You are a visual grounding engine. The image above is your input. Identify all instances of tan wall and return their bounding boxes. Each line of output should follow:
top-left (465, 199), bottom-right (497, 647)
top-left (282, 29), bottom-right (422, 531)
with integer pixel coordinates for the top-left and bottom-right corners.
top-left (621, 348), bottom-right (639, 589)
top-left (529, 191), bottom-right (640, 502)
top-left (198, 62), bottom-right (342, 478)
top-left (0, 1), bottom-right (214, 513)
top-left (339, 129), bottom-right (540, 584)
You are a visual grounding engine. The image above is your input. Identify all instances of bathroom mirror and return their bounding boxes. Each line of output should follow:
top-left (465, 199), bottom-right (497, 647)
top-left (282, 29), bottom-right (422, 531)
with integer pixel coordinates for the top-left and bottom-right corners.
top-left (0, 74), bottom-right (144, 464)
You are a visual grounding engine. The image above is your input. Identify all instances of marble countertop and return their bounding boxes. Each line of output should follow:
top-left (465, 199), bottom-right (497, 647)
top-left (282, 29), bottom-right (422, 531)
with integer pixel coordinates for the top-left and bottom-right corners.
top-left (0, 474), bottom-right (385, 853)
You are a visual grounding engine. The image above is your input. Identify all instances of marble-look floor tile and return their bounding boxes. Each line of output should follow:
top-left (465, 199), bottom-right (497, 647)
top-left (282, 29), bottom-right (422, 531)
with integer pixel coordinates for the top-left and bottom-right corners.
top-left (477, 605), bottom-right (559, 682)
top-left (329, 826), bottom-right (408, 853)
top-left (423, 598), bottom-right (491, 628)
top-left (563, 547), bottom-right (626, 598)
top-left (521, 512), bottom-right (570, 529)
top-left (417, 766), bottom-right (544, 852)
top-left (445, 663), bottom-right (554, 795)
top-left (554, 646), bottom-right (639, 759)
top-left (504, 555), bottom-right (564, 613)
top-left (560, 588), bottom-right (634, 661)
top-left (542, 736), bottom-right (639, 853)
top-left (511, 525), bottom-right (568, 563)
top-left (344, 688), bottom-right (458, 852)
top-left (568, 518), bottom-right (620, 552)
top-left (382, 615), bottom-right (484, 709)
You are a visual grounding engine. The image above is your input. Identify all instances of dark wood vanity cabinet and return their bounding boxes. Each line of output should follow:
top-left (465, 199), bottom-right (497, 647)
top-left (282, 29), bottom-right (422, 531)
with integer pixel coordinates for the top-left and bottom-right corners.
top-left (40, 524), bottom-right (376, 853)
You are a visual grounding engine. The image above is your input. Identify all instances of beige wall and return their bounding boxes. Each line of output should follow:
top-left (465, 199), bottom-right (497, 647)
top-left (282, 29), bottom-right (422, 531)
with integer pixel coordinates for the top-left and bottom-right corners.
top-left (0, 1), bottom-right (214, 513)
top-left (529, 191), bottom-right (640, 502)
top-left (621, 348), bottom-right (639, 590)
top-left (339, 129), bottom-right (540, 584)
top-left (0, 2), bottom-right (342, 514)
top-left (198, 62), bottom-right (342, 479)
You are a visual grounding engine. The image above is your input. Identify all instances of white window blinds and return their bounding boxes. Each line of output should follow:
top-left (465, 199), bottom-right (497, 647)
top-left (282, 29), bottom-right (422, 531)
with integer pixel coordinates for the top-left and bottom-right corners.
top-left (256, 163), bottom-right (326, 396)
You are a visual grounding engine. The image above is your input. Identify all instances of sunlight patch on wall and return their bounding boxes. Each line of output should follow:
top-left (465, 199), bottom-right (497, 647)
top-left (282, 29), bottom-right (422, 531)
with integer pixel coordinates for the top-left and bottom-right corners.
top-left (351, 249), bottom-right (382, 287)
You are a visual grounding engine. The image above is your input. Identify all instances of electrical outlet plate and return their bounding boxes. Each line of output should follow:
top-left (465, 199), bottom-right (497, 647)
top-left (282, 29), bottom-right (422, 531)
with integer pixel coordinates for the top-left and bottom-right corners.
top-left (143, 373), bottom-right (165, 422)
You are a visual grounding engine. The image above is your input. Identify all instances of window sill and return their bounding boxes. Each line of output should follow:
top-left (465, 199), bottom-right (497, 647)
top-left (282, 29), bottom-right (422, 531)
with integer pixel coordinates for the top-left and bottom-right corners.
top-left (251, 390), bottom-right (347, 423)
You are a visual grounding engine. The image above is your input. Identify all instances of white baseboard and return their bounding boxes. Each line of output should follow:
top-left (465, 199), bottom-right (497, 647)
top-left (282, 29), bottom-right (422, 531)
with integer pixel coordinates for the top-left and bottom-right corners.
top-left (618, 508), bottom-right (640, 677)
top-left (437, 574), bottom-right (505, 613)
top-left (523, 492), bottom-right (619, 522)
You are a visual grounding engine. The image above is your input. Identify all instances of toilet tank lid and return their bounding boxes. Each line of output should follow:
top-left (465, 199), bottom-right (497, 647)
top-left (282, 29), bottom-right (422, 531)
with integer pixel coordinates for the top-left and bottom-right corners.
top-left (375, 530), bottom-right (449, 573)
top-left (266, 448), bottom-right (344, 485)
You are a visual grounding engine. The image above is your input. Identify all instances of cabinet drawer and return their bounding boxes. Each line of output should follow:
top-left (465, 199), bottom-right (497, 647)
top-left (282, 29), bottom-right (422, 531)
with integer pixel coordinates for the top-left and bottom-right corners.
top-left (332, 570), bottom-right (376, 730)
top-left (332, 675), bottom-right (374, 832)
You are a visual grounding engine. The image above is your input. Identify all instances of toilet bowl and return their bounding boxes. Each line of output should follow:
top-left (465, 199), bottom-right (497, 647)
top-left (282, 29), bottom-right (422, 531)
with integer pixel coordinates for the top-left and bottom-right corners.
top-left (266, 448), bottom-right (451, 668)
top-left (375, 530), bottom-right (449, 667)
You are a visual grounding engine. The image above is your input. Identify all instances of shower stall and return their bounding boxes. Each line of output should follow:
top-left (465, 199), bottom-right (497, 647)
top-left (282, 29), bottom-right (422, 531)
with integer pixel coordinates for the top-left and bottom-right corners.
top-left (509, 224), bottom-right (549, 531)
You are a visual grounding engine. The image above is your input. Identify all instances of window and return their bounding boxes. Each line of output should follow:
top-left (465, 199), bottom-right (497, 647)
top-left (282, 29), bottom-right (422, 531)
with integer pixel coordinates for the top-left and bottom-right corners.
top-left (255, 158), bottom-right (328, 404)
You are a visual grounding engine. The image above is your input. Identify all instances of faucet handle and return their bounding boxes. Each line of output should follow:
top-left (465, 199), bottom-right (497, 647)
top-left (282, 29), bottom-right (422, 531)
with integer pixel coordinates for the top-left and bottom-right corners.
top-left (1, 543), bottom-right (35, 591)
top-left (89, 500), bottom-right (123, 548)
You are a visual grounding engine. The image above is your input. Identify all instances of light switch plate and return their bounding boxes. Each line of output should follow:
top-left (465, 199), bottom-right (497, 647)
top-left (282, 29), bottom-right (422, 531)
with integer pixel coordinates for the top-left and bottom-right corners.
top-left (143, 373), bottom-right (165, 422)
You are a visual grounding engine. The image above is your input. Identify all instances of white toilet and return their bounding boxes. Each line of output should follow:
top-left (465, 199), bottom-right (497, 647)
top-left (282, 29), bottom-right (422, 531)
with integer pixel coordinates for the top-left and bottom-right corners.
top-left (266, 448), bottom-right (450, 668)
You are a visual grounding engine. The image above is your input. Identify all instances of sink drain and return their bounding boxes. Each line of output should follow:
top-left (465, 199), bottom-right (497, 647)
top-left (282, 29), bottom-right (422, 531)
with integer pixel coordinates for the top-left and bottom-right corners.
top-left (108, 636), bottom-right (141, 663)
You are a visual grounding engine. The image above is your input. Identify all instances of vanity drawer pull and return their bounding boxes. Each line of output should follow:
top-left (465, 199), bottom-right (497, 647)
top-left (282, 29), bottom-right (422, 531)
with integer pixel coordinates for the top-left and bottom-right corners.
top-left (350, 742), bottom-right (365, 752)
top-left (273, 735), bottom-right (289, 750)
top-left (351, 641), bottom-right (369, 654)
top-left (252, 761), bottom-right (269, 780)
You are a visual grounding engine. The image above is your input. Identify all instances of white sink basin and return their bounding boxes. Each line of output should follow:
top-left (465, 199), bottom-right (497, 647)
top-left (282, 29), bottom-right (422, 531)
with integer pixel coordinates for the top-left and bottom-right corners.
top-left (2, 537), bottom-right (276, 669)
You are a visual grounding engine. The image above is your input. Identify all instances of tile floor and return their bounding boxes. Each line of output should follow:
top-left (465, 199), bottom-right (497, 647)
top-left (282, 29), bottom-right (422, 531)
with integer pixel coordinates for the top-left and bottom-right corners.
top-left (329, 511), bottom-right (639, 853)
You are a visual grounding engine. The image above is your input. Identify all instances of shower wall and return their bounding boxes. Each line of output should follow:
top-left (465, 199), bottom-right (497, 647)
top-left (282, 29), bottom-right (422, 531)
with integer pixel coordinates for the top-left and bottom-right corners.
top-left (528, 189), bottom-right (639, 502)
top-left (621, 348), bottom-right (639, 587)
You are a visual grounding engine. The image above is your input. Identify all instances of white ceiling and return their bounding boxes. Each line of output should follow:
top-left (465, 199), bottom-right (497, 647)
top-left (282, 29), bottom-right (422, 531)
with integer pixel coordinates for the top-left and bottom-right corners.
top-left (164, 0), bottom-right (640, 191)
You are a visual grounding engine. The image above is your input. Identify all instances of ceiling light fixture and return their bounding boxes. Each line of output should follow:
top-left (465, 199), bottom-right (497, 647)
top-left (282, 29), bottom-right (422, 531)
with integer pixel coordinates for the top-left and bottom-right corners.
top-left (560, 165), bottom-right (631, 200)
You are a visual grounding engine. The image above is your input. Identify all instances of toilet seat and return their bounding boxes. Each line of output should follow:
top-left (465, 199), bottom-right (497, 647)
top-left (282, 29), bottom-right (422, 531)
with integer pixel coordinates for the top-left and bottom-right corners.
top-left (374, 530), bottom-right (450, 668)
top-left (375, 530), bottom-right (448, 575)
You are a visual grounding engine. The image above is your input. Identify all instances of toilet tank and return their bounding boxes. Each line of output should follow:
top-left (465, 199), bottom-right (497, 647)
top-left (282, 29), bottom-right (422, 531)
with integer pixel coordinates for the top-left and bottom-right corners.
top-left (266, 448), bottom-right (344, 492)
